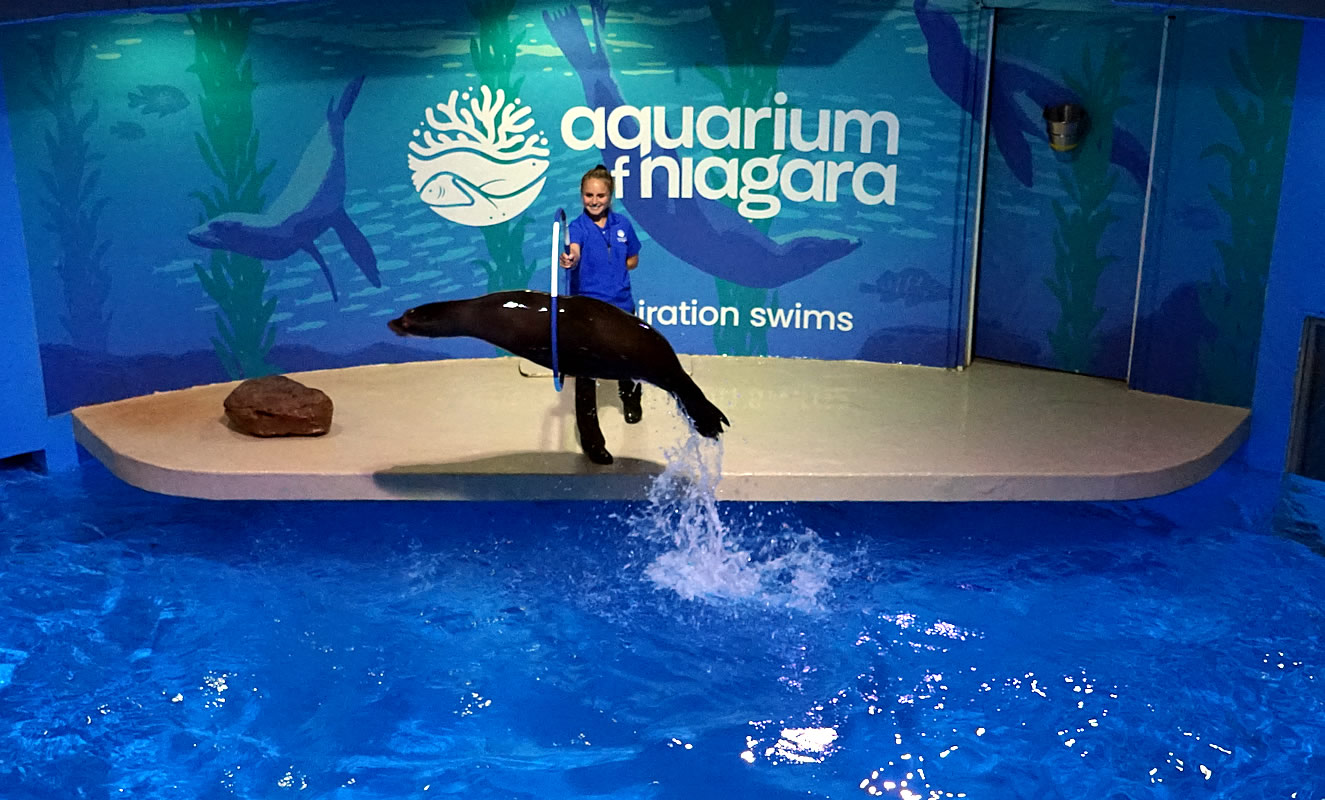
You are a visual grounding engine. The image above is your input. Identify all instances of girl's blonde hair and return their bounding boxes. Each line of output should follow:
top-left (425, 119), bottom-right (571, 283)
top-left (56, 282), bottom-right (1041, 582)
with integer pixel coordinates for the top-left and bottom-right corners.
top-left (580, 164), bottom-right (613, 195)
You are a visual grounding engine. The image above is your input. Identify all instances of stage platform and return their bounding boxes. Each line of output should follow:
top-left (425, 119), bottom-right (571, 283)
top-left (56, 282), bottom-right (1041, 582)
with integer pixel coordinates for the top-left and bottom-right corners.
top-left (70, 356), bottom-right (1250, 502)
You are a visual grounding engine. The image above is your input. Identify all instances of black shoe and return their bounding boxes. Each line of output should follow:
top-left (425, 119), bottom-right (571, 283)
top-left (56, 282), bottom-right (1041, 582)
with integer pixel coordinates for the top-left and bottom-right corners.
top-left (622, 388), bottom-right (643, 424)
top-left (583, 443), bottom-right (614, 465)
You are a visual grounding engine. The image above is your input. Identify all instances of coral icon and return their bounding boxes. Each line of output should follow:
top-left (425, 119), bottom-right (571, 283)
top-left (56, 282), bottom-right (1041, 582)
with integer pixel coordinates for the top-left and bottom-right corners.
top-left (408, 86), bottom-right (550, 227)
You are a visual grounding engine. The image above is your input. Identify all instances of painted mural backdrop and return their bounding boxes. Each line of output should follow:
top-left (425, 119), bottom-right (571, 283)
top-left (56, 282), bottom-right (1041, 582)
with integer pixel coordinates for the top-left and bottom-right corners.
top-left (0, 78), bottom-right (46, 459)
top-left (0, 0), bottom-right (987, 413)
top-left (1248, 20), bottom-right (1325, 470)
top-left (973, 8), bottom-right (1299, 405)
top-left (1131, 13), bottom-right (1301, 407)
top-left (975, 9), bottom-right (1162, 380)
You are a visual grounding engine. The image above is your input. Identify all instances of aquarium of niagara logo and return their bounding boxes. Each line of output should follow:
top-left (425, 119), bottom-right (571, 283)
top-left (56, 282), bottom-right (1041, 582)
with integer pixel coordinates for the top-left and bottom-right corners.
top-left (408, 86), bottom-right (550, 227)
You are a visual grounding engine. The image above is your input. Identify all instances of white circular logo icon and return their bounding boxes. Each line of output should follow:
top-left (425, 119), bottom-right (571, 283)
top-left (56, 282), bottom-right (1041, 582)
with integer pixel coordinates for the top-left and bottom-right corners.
top-left (408, 86), bottom-right (550, 227)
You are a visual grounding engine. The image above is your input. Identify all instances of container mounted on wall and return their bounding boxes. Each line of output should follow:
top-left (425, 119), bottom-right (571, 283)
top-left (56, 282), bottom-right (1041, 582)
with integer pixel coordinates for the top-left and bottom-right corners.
top-left (1043, 102), bottom-right (1088, 151)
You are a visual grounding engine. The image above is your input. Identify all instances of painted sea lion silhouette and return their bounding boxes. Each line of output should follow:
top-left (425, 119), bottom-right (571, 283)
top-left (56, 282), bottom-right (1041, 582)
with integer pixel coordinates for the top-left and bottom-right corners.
top-left (914, 0), bottom-right (1148, 188)
top-left (187, 75), bottom-right (380, 302)
top-left (542, 1), bottom-right (859, 289)
top-left (388, 290), bottom-right (730, 438)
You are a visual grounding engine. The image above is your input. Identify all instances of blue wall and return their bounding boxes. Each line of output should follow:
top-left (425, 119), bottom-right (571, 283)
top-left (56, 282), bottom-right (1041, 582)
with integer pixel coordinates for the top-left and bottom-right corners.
top-left (1134, 15), bottom-right (1300, 408)
top-left (0, 0), bottom-right (306, 25)
top-left (973, 11), bottom-right (1299, 403)
top-left (975, 9), bottom-right (1161, 380)
top-left (0, 68), bottom-right (49, 460)
top-left (1248, 19), bottom-right (1325, 472)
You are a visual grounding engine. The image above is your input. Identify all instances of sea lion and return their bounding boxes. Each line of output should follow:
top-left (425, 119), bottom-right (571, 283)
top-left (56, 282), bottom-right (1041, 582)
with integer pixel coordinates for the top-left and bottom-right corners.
top-left (388, 290), bottom-right (730, 438)
top-left (187, 75), bottom-right (380, 301)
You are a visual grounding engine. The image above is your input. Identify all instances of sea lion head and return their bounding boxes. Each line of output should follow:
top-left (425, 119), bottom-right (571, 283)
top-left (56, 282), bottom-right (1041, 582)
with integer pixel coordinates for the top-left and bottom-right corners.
top-left (388, 302), bottom-right (455, 338)
top-left (783, 233), bottom-right (862, 265)
top-left (187, 215), bottom-right (248, 250)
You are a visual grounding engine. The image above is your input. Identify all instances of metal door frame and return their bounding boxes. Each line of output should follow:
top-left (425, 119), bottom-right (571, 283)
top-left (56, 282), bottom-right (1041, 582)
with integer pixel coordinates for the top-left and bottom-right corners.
top-left (961, 10), bottom-right (1174, 388)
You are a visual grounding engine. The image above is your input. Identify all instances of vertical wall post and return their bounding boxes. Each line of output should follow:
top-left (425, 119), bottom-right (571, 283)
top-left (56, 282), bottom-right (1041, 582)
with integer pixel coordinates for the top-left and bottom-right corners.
top-left (0, 57), bottom-right (70, 469)
top-left (1126, 14), bottom-right (1172, 387)
top-left (963, 8), bottom-right (997, 368)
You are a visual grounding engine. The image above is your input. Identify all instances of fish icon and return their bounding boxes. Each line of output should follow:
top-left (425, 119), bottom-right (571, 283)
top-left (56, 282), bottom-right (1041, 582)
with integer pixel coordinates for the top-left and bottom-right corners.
top-left (109, 120), bottom-right (147, 140)
top-left (859, 267), bottom-right (950, 306)
top-left (407, 87), bottom-right (551, 228)
top-left (128, 84), bottom-right (189, 117)
top-left (418, 173), bottom-right (474, 208)
top-left (1173, 202), bottom-right (1221, 232)
top-left (412, 148), bottom-right (550, 212)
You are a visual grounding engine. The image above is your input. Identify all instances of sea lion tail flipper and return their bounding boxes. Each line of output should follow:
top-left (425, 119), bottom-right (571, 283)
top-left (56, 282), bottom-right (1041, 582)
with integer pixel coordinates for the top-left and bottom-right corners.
top-left (542, 5), bottom-right (608, 73)
top-left (332, 75), bottom-right (366, 123)
top-left (588, 0), bottom-right (611, 61)
top-left (589, 0), bottom-right (609, 33)
top-left (669, 377), bottom-right (730, 439)
top-left (303, 243), bottom-right (340, 302)
top-left (330, 207), bottom-right (381, 287)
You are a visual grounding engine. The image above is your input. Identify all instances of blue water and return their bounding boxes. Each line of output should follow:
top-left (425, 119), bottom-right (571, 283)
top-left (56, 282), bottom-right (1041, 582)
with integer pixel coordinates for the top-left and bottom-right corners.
top-left (1, 459), bottom-right (1323, 799)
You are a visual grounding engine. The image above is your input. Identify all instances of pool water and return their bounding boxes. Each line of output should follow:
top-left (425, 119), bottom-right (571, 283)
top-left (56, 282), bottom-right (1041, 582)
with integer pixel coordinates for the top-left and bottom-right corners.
top-left (1, 452), bottom-right (1323, 800)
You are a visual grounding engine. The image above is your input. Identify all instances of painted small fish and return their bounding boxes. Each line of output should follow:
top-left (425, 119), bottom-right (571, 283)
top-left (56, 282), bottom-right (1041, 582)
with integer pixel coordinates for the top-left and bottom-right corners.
top-left (128, 84), bottom-right (189, 117)
top-left (1173, 202), bottom-right (1221, 232)
top-left (859, 267), bottom-right (949, 306)
top-left (109, 120), bottom-right (146, 140)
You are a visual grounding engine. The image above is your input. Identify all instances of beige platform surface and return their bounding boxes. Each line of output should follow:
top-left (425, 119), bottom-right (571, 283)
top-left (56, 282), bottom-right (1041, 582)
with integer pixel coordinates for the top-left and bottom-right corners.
top-left (71, 356), bottom-right (1250, 502)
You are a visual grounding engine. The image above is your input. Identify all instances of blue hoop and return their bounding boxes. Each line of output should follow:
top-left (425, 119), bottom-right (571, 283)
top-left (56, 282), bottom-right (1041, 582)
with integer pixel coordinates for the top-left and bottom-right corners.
top-left (550, 208), bottom-right (569, 391)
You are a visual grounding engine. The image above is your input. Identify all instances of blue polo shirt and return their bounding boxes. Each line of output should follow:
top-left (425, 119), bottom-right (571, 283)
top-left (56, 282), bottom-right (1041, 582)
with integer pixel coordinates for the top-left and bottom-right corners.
top-left (568, 210), bottom-right (640, 313)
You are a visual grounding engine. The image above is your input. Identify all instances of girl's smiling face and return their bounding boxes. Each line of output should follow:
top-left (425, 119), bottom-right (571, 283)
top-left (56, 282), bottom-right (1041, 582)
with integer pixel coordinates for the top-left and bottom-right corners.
top-left (581, 178), bottom-right (611, 220)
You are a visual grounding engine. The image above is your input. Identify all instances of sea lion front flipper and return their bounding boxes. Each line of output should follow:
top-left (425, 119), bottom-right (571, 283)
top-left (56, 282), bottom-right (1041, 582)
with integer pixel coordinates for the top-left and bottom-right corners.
top-left (304, 243), bottom-right (340, 302)
top-left (330, 207), bottom-right (381, 287)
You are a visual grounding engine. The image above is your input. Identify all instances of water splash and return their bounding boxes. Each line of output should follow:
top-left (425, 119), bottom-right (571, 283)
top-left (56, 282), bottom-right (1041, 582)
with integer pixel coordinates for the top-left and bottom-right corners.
top-left (633, 432), bottom-right (837, 612)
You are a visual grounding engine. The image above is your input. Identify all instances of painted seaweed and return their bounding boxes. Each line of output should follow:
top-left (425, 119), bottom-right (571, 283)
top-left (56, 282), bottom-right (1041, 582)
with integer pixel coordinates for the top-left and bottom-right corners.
top-left (468, 0), bottom-right (537, 293)
top-left (1045, 40), bottom-right (1131, 374)
top-left (697, 0), bottom-right (790, 356)
top-left (188, 8), bottom-right (279, 379)
top-left (1196, 18), bottom-right (1302, 407)
top-left (30, 36), bottom-right (113, 352)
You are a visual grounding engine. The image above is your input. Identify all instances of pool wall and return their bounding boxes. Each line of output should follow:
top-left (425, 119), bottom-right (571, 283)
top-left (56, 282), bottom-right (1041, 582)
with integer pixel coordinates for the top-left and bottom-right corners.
top-left (0, 74), bottom-right (48, 462)
top-left (0, 0), bottom-right (1314, 476)
top-left (1247, 22), bottom-right (1325, 473)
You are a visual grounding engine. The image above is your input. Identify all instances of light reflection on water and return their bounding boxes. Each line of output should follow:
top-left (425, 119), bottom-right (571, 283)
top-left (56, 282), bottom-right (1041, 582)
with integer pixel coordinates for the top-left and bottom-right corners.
top-left (0, 461), bottom-right (1321, 798)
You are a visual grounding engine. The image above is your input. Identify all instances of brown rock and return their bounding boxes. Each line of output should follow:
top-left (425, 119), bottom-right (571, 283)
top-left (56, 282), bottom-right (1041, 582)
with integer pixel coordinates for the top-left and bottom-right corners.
top-left (223, 375), bottom-right (333, 437)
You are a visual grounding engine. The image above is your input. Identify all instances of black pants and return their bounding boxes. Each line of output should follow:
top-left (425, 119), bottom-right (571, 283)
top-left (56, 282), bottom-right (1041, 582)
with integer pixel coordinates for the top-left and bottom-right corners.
top-left (575, 376), bottom-right (639, 449)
